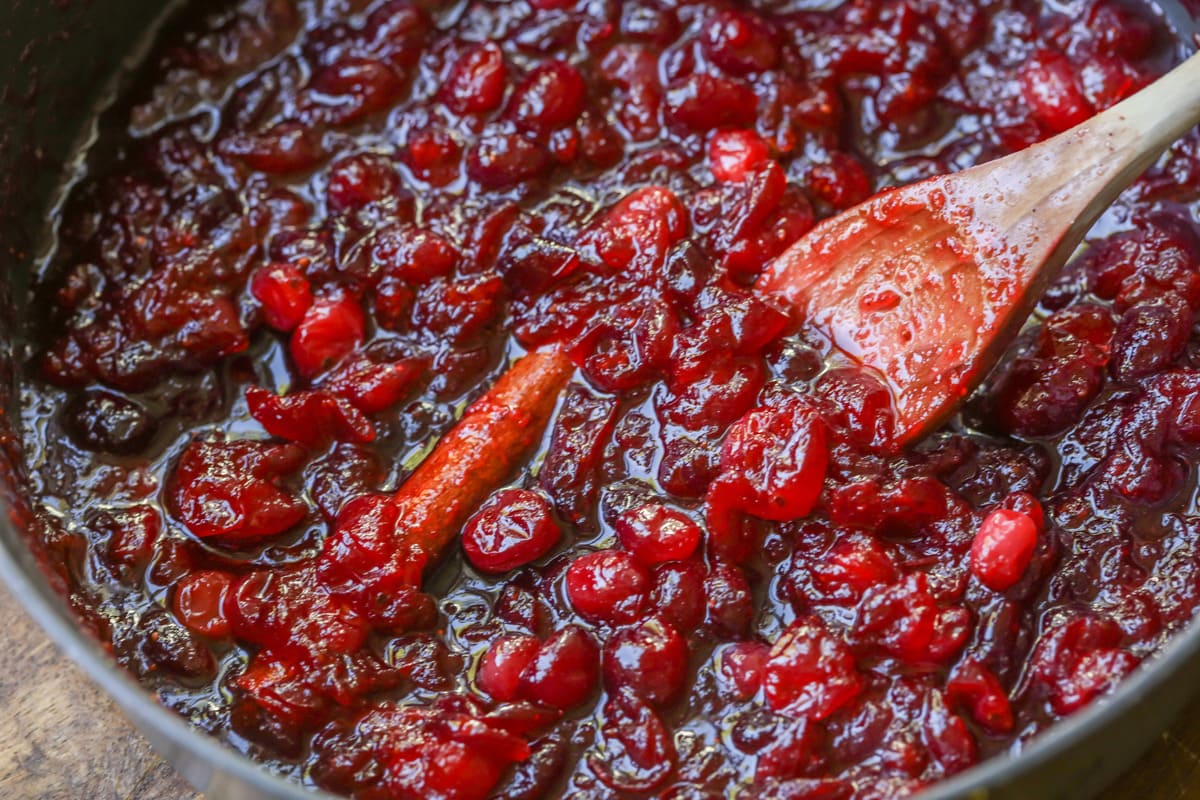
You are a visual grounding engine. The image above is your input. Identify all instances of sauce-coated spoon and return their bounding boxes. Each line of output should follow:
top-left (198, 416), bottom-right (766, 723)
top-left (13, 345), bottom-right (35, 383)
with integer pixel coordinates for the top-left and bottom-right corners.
top-left (757, 51), bottom-right (1200, 445)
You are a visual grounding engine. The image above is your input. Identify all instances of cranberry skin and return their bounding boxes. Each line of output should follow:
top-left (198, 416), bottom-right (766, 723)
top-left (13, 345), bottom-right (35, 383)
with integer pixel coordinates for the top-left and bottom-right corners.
top-left (290, 291), bottom-right (366, 379)
top-left (173, 570), bottom-right (234, 638)
top-left (518, 625), bottom-right (600, 709)
top-left (463, 489), bottom-right (563, 573)
top-left (615, 504), bottom-right (702, 565)
top-left (715, 396), bottom-right (829, 522)
top-left (701, 9), bottom-right (779, 74)
top-left (763, 618), bottom-right (862, 721)
top-left (565, 550), bottom-right (651, 625)
top-left (508, 61), bottom-right (587, 134)
top-left (441, 42), bottom-right (508, 114)
top-left (250, 263), bottom-right (313, 332)
top-left (477, 634), bottom-right (541, 702)
top-left (970, 508), bottom-right (1039, 592)
top-left (603, 618), bottom-right (689, 706)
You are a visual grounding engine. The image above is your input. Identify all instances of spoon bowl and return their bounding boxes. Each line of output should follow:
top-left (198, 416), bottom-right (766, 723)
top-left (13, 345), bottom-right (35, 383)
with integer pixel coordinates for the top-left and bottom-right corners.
top-left (758, 51), bottom-right (1200, 444)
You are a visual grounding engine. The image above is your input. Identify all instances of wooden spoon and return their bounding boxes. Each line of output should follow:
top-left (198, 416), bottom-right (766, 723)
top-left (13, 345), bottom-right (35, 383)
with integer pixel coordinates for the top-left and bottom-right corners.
top-left (757, 51), bottom-right (1200, 446)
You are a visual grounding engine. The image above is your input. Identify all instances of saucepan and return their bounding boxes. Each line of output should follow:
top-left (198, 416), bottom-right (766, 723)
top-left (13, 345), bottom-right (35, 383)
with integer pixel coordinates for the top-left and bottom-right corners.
top-left (0, 1), bottom-right (1197, 798)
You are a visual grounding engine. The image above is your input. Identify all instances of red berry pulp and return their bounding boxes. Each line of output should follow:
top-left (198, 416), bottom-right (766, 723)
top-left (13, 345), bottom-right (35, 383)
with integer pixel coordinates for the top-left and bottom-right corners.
top-left (16, 0), bottom-right (1200, 798)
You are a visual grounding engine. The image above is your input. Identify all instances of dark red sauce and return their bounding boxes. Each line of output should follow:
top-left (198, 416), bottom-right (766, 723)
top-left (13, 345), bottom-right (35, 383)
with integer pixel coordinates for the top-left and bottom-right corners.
top-left (16, 1), bottom-right (1200, 798)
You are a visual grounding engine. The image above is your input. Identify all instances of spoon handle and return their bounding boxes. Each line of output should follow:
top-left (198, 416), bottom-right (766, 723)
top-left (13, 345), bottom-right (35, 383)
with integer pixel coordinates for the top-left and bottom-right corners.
top-left (1114, 50), bottom-right (1200, 158)
top-left (973, 50), bottom-right (1200, 278)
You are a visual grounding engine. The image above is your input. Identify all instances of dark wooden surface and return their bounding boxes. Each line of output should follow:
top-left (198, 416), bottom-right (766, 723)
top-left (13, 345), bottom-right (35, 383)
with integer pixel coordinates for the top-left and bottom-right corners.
top-left (0, 583), bottom-right (1197, 800)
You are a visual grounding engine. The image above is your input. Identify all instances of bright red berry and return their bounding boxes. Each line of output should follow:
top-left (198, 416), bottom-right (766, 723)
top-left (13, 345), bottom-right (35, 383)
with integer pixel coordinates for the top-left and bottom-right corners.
top-left (290, 291), bottom-right (366, 379)
top-left (709, 129), bottom-right (770, 182)
top-left (970, 508), bottom-right (1039, 591)
top-left (251, 263), bottom-right (313, 332)
top-left (615, 504), bottom-right (702, 564)
top-left (463, 489), bottom-right (562, 573)
top-left (565, 550), bottom-right (651, 625)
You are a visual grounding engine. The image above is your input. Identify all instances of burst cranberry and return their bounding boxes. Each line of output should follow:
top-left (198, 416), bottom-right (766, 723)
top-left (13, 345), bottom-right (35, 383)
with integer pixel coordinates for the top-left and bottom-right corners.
top-left (405, 125), bottom-right (463, 185)
top-left (763, 618), bottom-right (862, 721)
top-left (441, 42), bottom-right (508, 114)
top-left (1020, 50), bottom-right (1094, 134)
top-left (250, 263), bottom-right (313, 332)
top-left (477, 634), bottom-right (541, 702)
top-left (173, 570), bottom-right (234, 638)
top-left (808, 152), bottom-right (872, 210)
top-left (615, 504), bottom-right (702, 564)
top-left (463, 489), bottom-right (562, 573)
top-left (704, 563), bottom-right (755, 638)
top-left (322, 356), bottom-right (424, 413)
top-left (246, 386), bottom-right (375, 447)
top-left (219, 121), bottom-right (324, 174)
top-left (709, 129), bottom-right (770, 183)
top-left (290, 291), bottom-right (366, 378)
top-left (719, 641), bottom-right (769, 699)
top-left (713, 395), bottom-right (828, 522)
top-left (171, 438), bottom-right (307, 542)
top-left (518, 625), bottom-right (600, 709)
top-left (325, 153), bottom-right (400, 212)
top-left (970, 508), bottom-right (1039, 592)
top-left (603, 618), bottom-right (689, 705)
top-left (565, 550), bottom-right (651, 625)
top-left (664, 73), bottom-right (757, 132)
top-left (946, 659), bottom-right (1014, 734)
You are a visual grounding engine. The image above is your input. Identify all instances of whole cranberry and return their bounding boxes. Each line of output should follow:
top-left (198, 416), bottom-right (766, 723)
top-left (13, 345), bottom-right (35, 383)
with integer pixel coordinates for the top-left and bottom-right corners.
top-left (173, 570), bottom-right (234, 638)
top-left (970, 508), bottom-right (1039, 592)
top-left (477, 634), bottom-right (541, 702)
top-left (701, 9), bottom-right (779, 74)
top-left (603, 618), bottom-right (689, 705)
top-left (565, 550), bottom-right (652, 625)
top-left (518, 625), bottom-right (600, 709)
top-left (615, 504), bottom-right (702, 565)
top-left (290, 291), bottom-right (366, 378)
top-left (508, 61), bottom-right (587, 134)
top-left (250, 263), bottom-right (313, 332)
top-left (325, 153), bottom-right (401, 213)
top-left (650, 561), bottom-right (708, 631)
top-left (463, 489), bottom-right (563, 573)
top-left (441, 42), bottom-right (508, 114)
top-left (763, 618), bottom-right (862, 721)
top-left (708, 129), bottom-right (770, 183)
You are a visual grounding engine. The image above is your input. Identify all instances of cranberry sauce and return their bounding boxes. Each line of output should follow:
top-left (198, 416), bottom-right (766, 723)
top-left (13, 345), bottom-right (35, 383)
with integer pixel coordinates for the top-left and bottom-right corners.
top-left (15, 0), bottom-right (1200, 798)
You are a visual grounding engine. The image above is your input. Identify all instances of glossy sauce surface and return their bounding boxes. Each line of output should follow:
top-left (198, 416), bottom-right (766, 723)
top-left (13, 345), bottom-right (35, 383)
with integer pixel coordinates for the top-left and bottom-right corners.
top-left (16, 1), bottom-right (1200, 798)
